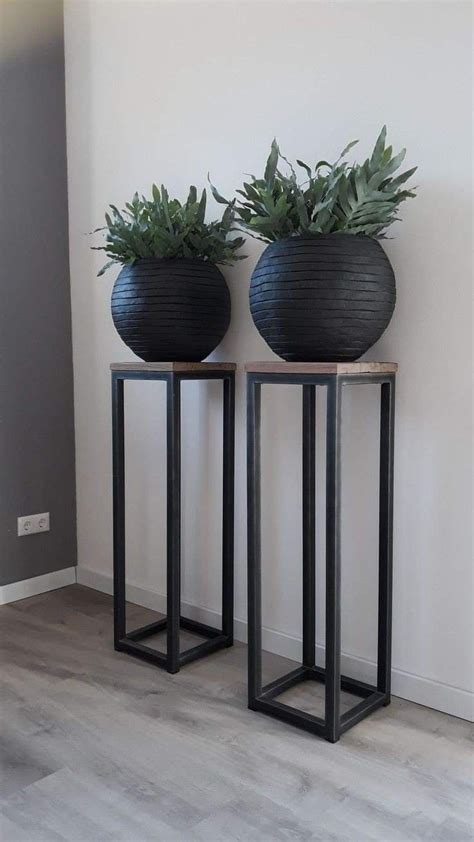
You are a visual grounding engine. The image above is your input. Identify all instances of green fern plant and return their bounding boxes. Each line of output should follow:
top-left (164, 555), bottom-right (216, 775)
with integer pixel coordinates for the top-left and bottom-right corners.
top-left (93, 185), bottom-right (246, 276)
top-left (210, 127), bottom-right (416, 242)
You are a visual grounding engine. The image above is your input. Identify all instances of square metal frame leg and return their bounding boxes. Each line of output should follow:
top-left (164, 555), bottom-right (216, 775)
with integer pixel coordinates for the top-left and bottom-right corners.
top-left (302, 385), bottom-right (316, 671)
top-left (246, 373), bottom-right (395, 742)
top-left (112, 370), bottom-right (235, 673)
top-left (112, 375), bottom-right (125, 650)
top-left (325, 377), bottom-right (342, 742)
top-left (247, 377), bottom-right (262, 703)
top-left (166, 373), bottom-right (181, 673)
top-left (377, 378), bottom-right (395, 702)
top-left (222, 375), bottom-right (235, 644)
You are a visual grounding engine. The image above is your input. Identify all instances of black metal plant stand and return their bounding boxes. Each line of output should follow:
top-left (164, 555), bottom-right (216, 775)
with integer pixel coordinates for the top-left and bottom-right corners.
top-left (246, 362), bottom-right (396, 743)
top-left (111, 362), bottom-right (235, 674)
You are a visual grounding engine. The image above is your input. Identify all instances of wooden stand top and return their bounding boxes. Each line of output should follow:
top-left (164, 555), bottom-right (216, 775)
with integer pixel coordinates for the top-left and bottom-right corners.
top-left (111, 361), bottom-right (396, 374)
top-left (110, 361), bottom-right (236, 372)
top-left (244, 362), bottom-right (398, 375)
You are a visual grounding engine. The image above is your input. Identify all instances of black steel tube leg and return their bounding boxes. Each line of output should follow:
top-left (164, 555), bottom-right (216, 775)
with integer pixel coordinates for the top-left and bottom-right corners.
top-left (325, 377), bottom-right (342, 742)
top-left (222, 374), bottom-right (235, 642)
top-left (247, 376), bottom-right (262, 704)
top-left (302, 385), bottom-right (316, 668)
top-left (112, 375), bottom-right (126, 648)
top-left (166, 374), bottom-right (181, 674)
top-left (377, 378), bottom-right (395, 702)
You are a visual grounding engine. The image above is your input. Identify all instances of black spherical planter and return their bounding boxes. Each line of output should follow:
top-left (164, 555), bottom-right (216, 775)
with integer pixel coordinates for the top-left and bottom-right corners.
top-left (249, 235), bottom-right (396, 362)
top-left (111, 258), bottom-right (231, 362)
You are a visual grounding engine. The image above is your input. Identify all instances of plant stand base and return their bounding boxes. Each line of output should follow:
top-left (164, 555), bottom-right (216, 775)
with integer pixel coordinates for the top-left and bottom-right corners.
top-left (250, 665), bottom-right (388, 743)
top-left (116, 616), bottom-right (232, 674)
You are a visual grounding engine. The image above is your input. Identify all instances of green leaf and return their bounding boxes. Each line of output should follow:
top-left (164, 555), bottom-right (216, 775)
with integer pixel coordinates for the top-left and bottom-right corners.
top-left (383, 166), bottom-right (417, 190)
top-left (380, 148), bottom-right (406, 179)
top-left (338, 139), bottom-right (359, 160)
top-left (97, 259), bottom-right (117, 277)
top-left (370, 126), bottom-right (387, 171)
top-left (197, 189), bottom-right (206, 224)
top-left (108, 206), bottom-right (120, 219)
top-left (296, 159), bottom-right (312, 178)
top-left (381, 146), bottom-right (393, 167)
top-left (187, 185), bottom-right (197, 206)
top-left (336, 175), bottom-right (353, 217)
top-left (241, 182), bottom-right (265, 203)
top-left (354, 168), bottom-right (367, 201)
top-left (296, 194), bottom-right (309, 231)
top-left (278, 153), bottom-right (297, 182)
top-left (208, 176), bottom-right (230, 205)
top-left (264, 138), bottom-right (279, 189)
top-left (160, 184), bottom-right (173, 231)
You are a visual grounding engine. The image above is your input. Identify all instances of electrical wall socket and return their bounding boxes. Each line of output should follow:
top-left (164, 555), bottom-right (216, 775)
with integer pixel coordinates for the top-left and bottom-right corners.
top-left (17, 512), bottom-right (50, 537)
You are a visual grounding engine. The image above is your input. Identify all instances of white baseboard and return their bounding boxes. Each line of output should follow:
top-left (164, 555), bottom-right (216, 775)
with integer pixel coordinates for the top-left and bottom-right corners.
top-left (0, 567), bottom-right (77, 606)
top-left (76, 565), bottom-right (473, 723)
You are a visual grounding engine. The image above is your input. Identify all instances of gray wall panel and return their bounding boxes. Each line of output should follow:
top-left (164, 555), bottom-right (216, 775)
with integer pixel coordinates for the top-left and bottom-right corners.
top-left (0, 0), bottom-right (76, 586)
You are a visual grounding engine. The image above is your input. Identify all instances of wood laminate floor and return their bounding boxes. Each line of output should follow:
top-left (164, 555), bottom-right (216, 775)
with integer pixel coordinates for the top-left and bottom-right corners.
top-left (0, 585), bottom-right (472, 841)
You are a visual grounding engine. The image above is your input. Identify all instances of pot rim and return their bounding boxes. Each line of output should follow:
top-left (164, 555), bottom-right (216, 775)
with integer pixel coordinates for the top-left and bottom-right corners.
top-left (264, 232), bottom-right (378, 245)
top-left (127, 255), bottom-right (217, 266)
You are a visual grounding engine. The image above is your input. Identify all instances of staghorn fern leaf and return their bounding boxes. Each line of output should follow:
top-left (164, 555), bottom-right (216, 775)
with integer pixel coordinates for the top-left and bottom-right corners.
top-left (213, 127), bottom-right (416, 243)
top-left (93, 184), bottom-right (245, 275)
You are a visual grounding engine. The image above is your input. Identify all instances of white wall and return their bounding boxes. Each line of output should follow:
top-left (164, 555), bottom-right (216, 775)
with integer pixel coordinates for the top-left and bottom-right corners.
top-left (64, 0), bottom-right (473, 720)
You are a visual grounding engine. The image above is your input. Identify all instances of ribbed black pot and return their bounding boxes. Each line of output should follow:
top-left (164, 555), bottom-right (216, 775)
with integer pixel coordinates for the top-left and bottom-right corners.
top-left (111, 258), bottom-right (231, 362)
top-left (249, 235), bottom-right (396, 362)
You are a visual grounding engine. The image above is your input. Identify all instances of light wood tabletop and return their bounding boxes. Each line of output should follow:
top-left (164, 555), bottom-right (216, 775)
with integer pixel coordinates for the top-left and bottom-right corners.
top-left (110, 361), bottom-right (237, 372)
top-left (244, 361), bottom-right (398, 374)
